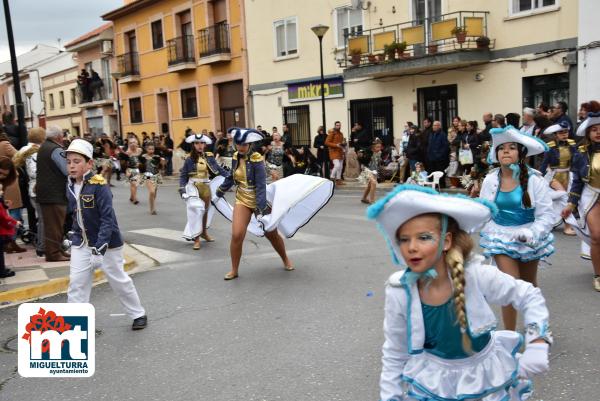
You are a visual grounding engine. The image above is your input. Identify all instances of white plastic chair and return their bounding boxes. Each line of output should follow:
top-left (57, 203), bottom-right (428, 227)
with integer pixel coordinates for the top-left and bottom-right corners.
top-left (423, 171), bottom-right (444, 191)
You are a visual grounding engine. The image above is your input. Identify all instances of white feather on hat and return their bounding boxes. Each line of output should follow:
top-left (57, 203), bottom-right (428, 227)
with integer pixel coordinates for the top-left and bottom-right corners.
top-left (367, 185), bottom-right (497, 265)
top-left (185, 133), bottom-right (213, 145)
top-left (488, 125), bottom-right (549, 163)
top-left (576, 112), bottom-right (600, 137)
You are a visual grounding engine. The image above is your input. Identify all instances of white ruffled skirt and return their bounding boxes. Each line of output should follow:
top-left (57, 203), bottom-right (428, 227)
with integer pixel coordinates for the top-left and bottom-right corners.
top-left (211, 174), bottom-right (334, 237)
top-left (181, 179), bottom-right (218, 240)
top-left (565, 184), bottom-right (599, 246)
top-left (400, 331), bottom-right (532, 401)
top-left (480, 221), bottom-right (554, 262)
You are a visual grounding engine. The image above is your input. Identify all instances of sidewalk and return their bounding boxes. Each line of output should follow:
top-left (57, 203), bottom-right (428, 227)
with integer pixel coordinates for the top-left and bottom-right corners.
top-left (0, 242), bottom-right (157, 307)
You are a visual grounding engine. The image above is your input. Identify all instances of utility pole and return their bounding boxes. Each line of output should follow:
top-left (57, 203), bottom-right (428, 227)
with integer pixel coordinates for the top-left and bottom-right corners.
top-left (3, 0), bottom-right (27, 148)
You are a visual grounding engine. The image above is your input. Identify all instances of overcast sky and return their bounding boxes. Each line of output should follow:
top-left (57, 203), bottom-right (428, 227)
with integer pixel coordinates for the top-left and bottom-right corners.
top-left (0, 0), bottom-right (122, 62)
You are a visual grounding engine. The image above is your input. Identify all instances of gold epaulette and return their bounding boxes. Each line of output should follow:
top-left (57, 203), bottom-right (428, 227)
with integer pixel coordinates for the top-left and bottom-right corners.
top-left (548, 141), bottom-right (556, 147)
top-left (567, 139), bottom-right (576, 145)
top-left (578, 145), bottom-right (588, 153)
top-left (88, 174), bottom-right (106, 185)
top-left (233, 151), bottom-right (239, 158)
top-left (250, 152), bottom-right (264, 162)
top-left (205, 152), bottom-right (214, 157)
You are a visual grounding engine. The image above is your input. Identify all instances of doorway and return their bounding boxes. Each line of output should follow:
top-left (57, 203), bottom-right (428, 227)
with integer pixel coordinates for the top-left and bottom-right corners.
top-left (218, 80), bottom-right (245, 132)
top-left (522, 73), bottom-right (569, 109)
top-left (156, 93), bottom-right (169, 135)
top-left (417, 84), bottom-right (458, 131)
top-left (349, 96), bottom-right (394, 140)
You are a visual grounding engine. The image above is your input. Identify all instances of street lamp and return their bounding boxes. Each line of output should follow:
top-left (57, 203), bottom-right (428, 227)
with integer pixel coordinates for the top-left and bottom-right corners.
top-left (25, 91), bottom-right (33, 128)
top-left (311, 24), bottom-right (329, 136)
top-left (111, 72), bottom-right (123, 140)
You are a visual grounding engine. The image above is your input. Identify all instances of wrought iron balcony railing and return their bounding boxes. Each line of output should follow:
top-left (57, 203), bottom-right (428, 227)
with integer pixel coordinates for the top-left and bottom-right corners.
top-left (167, 35), bottom-right (196, 66)
top-left (198, 22), bottom-right (230, 58)
top-left (117, 52), bottom-right (140, 76)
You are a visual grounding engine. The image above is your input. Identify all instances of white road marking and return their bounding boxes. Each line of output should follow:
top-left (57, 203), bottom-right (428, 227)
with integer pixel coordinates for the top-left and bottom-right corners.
top-left (129, 228), bottom-right (183, 242)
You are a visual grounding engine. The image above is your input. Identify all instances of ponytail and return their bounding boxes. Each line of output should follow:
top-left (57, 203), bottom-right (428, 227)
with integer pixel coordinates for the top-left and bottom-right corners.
top-left (518, 144), bottom-right (532, 208)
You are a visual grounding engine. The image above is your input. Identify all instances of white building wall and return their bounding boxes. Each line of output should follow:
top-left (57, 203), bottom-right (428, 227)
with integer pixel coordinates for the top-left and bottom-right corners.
top-left (578, 0), bottom-right (600, 104)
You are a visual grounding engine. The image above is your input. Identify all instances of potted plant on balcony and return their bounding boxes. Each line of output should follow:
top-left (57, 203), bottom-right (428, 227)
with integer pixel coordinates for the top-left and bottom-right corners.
top-left (384, 41), bottom-right (408, 61)
top-left (451, 26), bottom-right (468, 44)
top-left (427, 42), bottom-right (439, 54)
top-left (368, 53), bottom-right (377, 63)
top-left (476, 35), bottom-right (491, 49)
top-left (349, 48), bottom-right (362, 65)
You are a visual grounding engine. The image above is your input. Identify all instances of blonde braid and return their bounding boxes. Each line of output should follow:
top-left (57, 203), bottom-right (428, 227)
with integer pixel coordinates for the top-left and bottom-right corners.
top-left (444, 219), bottom-right (474, 354)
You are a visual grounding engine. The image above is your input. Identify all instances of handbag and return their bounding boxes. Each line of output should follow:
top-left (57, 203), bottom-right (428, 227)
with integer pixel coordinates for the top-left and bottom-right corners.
top-left (459, 148), bottom-right (474, 165)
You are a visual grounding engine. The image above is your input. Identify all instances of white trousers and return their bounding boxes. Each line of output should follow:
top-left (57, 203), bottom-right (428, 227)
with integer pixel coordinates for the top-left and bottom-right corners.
top-left (67, 246), bottom-right (145, 319)
top-left (331, 159), bottom-right (343, 180)
top-left (183, 197), bottom-right (206, 240)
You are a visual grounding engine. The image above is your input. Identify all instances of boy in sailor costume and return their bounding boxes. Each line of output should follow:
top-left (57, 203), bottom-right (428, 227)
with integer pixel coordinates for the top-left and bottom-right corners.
top-left (179, 133), bottom-right (228, 250)
top-left (562, 112), bottom-right (600, 291)
top-left (368, 185), bottom-right (552, 401)
top-left (66, 139), bottom-right (147, 330)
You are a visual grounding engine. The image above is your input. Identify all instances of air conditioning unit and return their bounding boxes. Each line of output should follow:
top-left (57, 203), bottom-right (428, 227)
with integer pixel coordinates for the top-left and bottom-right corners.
top-left (101, 40), bottom-right (113, 55)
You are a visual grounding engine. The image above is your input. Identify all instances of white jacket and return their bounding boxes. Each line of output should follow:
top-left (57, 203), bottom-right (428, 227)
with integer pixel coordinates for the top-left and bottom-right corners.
top-left (479, 168), bottom-right (555, 241)
top-left (380, 256), bottom-right (551, 401)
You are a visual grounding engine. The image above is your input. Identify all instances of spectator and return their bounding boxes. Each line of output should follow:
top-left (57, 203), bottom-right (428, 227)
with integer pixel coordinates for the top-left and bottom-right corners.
top-left (551, 101), bottom-right (574, 138)
top-left (448, 116), bottom-right (461, 144)
top-left (492, 114), bottom-right (506, 128)
top-left (520, 108), bottom-right (537, 135)
top-left (405, 125), bottom-right (424, 171)
top-left (353, 122), bottom-right (371, 152)
top-left (533, 114), bottom-right (553, 137)
top-left (406, 162), bottom-right (428, 185)
top-left (13, 127), bottom-right (45, 256)
top-left (0, 133), bottom-right (25, 253)
top-left (505, 112), bottom-right (520, 128)
top-left (2, 111), bottom-right (21, 149)
top-left (163, 133), bottom-right (174, 176)
top-left (265, 132), bottom-right (285, 181)
top-left (359, 138), bottom-right (384, 204)
top-left (480, 112), bottom-right (493, 142)
top-left (325, 121), bottom-right (346, 186)
top-left (0, 157), bottom-right (20, 277)
top-left (536, 102), bottom-right (550, 118)
top-left (313, 126), bottom-right (330, 178)
top-left (281, 124), bottom-right (292, 148)
top-left (420, 117), bottom-right (434, 169)
top-left (37, 125), bottom-right (70, 262)
top-left (376, 126), bottom-right (394, 148)
top-left (457, 119), bottom-right (477, 177)
top-left (89, 69), bottom-right (104, 101)
top-left (425, 121), bottom-right (449, 188)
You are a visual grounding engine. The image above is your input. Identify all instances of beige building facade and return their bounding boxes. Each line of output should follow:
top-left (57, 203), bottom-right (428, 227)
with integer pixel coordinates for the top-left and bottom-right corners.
top-left (247, 0), bottom-right (578, 145)
top-left (43, 67), bottom-right (82, 135)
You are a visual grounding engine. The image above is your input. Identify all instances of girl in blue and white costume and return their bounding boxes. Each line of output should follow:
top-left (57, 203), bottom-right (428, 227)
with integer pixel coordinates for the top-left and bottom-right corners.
top-left (479, 126), bottom-right (554, 331)
top-left (368, 185), bottom-right (552, 401)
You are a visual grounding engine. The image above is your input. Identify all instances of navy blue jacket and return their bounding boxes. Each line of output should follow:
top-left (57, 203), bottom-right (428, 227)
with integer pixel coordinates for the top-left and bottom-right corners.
top-left (67, 171), bottom-right (123, 253)
top-left (216, 151), bottom-right (267, 212)
top-left (179, 152), bottom-right (228, 189)
top-left (540, 139), bottom-right (577, 174)
top-left (568, 144), bottom-right (597, 205)
top-left (426, 130), bottom-right (450, 162)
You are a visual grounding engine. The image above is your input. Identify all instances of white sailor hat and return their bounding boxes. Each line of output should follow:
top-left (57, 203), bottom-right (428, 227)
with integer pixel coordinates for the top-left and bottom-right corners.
top-left (488, 125), bottom-right (549, 163)
top-left (228, 127), bottom-right (264, 144)
top-left (185, 133), bottom-right (213, 145)
top-left (367, 185), bottom-right (497, 265)
top-left (576, 112), bottom-right (600, 137)
top-left (544, 121), bottom-right (570, 135)
top-left (66, 138), bottom-right (94, 159)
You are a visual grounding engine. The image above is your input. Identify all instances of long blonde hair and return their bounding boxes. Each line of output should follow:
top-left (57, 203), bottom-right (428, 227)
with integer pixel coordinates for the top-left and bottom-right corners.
top-left (444, 216), bottom-right (474, 354)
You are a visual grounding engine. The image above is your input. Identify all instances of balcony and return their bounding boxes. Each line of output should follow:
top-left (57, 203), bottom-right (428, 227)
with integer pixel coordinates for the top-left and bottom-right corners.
top-left (342, 11), bottom-right (494, 79)
top-left (117, 52), bottom-right (140, 83)
top-left (198, 22), bottom-right (231, 65)
top-left (76, 83), bottom-right (113, 108)
top-left (167, 35), bottom-right (196, 72)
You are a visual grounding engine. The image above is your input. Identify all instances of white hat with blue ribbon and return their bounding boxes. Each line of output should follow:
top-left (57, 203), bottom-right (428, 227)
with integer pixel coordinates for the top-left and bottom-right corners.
top-left (544, 121), bottom-right (570, 135)
top-left (366, 185), bottom-right (497, 266)
top-left (228, 127), bottom-right (264, 144)
top-left (488, 125), bottom-right (549, 163)
top-left (576, 112), bottom-right (600, 137)
top-left (185, 133), bottom-right (213, 145)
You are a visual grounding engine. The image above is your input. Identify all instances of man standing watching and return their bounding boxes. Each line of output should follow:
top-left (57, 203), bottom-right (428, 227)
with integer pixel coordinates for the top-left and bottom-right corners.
top-left (325, 121), bottom-right (346, 186)
top-left (425, 121), bottom-right (449, 188)
top-left (37, 125), bottom-right (70, 262)
top-left (520, 108), bottom-right (537, 136)
top-left (480, 112), bottom-right (493, 142)
top-left (551, 101), bottom-right (574, 138)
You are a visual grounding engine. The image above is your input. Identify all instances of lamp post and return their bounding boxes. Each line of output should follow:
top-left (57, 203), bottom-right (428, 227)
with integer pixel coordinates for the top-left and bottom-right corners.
top-left (111, 72), bottom-right (123, 140)
top-left (311, 24), bottom-right (329, 135)
top-left (25, 91), bottom-right (33, 128)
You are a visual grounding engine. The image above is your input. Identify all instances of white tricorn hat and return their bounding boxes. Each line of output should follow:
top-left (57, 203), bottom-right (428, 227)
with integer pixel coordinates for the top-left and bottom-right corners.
top-left (366, 185), bottom-right (497, 265)
top-left (185, 133), bottom-right (213, 145)
top-left (66, 138), bottom-right (93, 159)
top-left (488, 125), bottom-right (549, 163)
top-left (544, 121), bottom-right (570, 135)
top-left (228, 127), bottom-right (264, 144)
top-left (576, 112), bottom-right (600, 137)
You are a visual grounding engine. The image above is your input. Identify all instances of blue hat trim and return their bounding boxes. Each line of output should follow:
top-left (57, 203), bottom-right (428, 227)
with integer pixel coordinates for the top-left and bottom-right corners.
top-left (228, 127), bottom-right (264, 144)
top-left (488, 125), bottom-right (549, 163)
top-left (558, 121), bottom-right (570, 129)
top-left (587, 111), bottom-right (600, 118)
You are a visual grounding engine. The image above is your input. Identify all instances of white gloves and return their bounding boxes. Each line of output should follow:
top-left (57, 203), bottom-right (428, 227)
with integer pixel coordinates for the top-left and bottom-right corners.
top-left (518, 342), bottom-right (549, 378)
top-left (512, 227), bottom-right (535, 245)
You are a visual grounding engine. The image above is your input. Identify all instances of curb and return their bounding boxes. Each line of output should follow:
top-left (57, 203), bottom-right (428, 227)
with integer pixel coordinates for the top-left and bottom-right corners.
top-left (0, 257), bottom-right (137, 306)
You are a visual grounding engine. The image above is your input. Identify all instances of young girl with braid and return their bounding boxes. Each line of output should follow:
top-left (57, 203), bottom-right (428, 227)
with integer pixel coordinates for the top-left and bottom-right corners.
top-left (479, 126), bottom-right (554, 331)
top-left (368, 185), bottom-right (552, 401)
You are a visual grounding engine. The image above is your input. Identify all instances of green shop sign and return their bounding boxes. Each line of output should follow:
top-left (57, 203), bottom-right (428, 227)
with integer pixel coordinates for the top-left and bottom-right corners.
top-left (287, 77), bottom-right (344, 103)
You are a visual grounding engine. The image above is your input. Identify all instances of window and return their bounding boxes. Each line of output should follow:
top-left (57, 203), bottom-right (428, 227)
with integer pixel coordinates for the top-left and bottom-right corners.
top-left (151, 20), bottom-right (163, 49)
top-left (101, 58), bottom-right (112, 98)
top-left (59, 91), bottom-right (65, 108)
top-left (49, 93), bottom-right (55, 110)
top-left (273, 17), bottom-right (297, 57)
top-left (129, 97), bottom-right (142, 123)
top-left (511, 0), bottom-right (557, 14)
top-left (336, 7), bottom-right (362, 48)
top-left (181, 88), bottom-right (198, 118)
top-left (70, 88), bottom-right (76, 106)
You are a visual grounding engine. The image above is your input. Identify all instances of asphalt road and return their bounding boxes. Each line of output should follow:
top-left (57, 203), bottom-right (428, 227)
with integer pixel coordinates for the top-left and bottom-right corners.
top-left (0, 178), bottom-right (597, 401)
